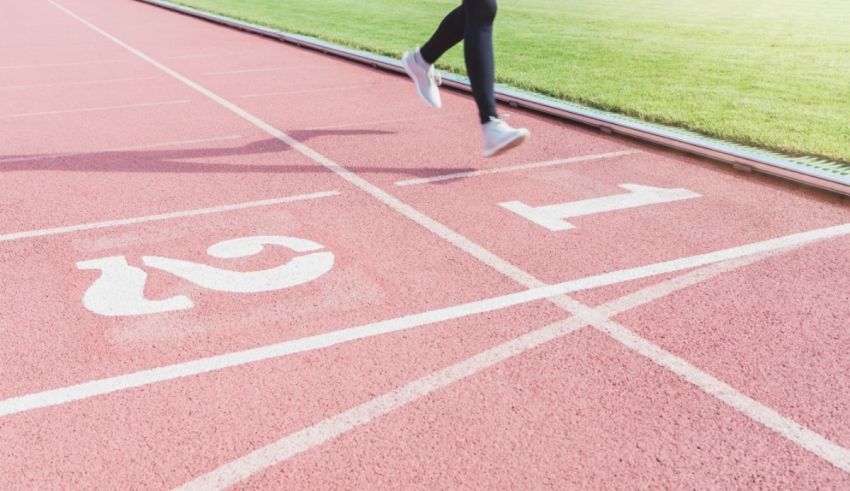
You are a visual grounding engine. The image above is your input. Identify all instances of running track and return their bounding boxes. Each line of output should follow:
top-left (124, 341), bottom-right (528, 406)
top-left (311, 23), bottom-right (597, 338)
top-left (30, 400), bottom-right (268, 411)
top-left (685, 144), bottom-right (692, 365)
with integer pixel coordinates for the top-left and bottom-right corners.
top-left (1, 0), bottom-right (849, 488)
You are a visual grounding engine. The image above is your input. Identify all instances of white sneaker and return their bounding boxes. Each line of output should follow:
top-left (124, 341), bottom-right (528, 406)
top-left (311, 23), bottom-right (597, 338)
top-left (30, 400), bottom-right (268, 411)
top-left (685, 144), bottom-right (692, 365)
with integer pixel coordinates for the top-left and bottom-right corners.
top-left (401, 47), bottom-right (442, 109)
top-left (482, 117), bottom-right (530, 157)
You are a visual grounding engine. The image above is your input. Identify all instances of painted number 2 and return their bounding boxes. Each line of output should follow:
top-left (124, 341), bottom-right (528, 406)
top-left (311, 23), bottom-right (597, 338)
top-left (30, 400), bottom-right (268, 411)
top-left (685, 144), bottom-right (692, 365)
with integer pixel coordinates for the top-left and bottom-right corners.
top-left (76, 236), bottom-right (334, 317)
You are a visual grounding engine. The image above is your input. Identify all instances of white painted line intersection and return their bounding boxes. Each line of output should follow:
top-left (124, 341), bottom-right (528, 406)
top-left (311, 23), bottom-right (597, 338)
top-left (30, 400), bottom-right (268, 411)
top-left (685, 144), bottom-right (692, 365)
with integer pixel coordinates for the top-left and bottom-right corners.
top-left (176, 250), bottom-right (798, 490)
top-left (2, 222), bottom-right (847, 419)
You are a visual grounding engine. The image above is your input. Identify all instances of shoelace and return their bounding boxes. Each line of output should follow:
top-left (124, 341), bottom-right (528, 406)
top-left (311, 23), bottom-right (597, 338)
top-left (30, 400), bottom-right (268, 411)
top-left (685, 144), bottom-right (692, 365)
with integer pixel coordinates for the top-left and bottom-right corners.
top-left (428, 68), bottom-right (442, 86)
top-left (489, 117), bottom-right (508, 129)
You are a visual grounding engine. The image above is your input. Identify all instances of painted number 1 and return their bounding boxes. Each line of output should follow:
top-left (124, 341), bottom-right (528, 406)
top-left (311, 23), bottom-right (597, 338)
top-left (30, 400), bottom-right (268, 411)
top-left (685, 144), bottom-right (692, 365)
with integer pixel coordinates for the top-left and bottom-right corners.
top-left (500, 183), bottom-right (700, 231)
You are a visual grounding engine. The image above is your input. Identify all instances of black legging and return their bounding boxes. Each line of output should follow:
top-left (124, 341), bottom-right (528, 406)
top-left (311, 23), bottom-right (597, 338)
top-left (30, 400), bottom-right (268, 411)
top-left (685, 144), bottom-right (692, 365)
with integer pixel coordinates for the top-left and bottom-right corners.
top-left (420, 0), bottom-right (498, 124)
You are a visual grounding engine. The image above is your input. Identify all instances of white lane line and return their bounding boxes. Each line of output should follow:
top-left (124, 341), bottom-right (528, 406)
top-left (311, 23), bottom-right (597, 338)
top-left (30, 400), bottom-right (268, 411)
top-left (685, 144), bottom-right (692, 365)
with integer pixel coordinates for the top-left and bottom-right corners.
top-left (589, 251), bottom-right (782, 316)
top-left (175, 251), bottom-right (800, 490)
top-left (49, 0), bottom-right (850, 475)
top-left (0, 287), bottom-right (537, 418)
top-left (180, 321), bottom-right (587, 491)
top-left (303, 111), bottom-right (467, 132)
top-left (206, 66), bottom-right (287, 75)
top-left (0, 58), bottom-right (130, 69)
top-left (163, 52), bottom-right (239, 60)
top-left (0, 191), bottom-right (339, 244)
top-left (0, 76), bottom-right (158, 91)
top-left (535, 223), bottom-right (849, 295)
top-left (0, 99), bottom-right (190, 120)
top-left (395, 150), bottom-right (640, 186)
top-left (0, 134), bottom-right (244, 165)
top-left (241, 82), bottom-right (400, 99)
top-left (2, 224), bottom-right (846, 418)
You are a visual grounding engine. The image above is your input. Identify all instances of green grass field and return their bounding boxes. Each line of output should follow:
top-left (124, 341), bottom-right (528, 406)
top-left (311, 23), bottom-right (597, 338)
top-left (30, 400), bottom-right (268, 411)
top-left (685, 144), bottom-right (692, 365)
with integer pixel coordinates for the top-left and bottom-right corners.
top-left (175, 0), bottom-right (850, 164)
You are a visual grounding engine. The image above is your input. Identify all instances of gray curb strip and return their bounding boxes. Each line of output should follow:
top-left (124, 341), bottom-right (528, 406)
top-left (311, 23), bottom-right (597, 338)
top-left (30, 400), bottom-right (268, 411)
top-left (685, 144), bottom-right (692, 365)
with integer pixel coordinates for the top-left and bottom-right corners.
top-left (137, 0), bottom-right (850, 197)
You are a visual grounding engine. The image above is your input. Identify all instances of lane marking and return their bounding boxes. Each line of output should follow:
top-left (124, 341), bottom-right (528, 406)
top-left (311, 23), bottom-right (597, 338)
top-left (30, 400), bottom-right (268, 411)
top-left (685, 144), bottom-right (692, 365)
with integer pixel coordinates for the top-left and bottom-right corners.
top-left (395, 150), bottom-right (640, 186)
top-left (180, 250), bottom-right (831, 490)
top-left (47, 0), bottom-right (850, 475)
top-left (241, 82), bottom-right (401, 99)
top-left (164, 52), bottom-right (242, 60)
top-left (0, 99), bottom-right (190, 120)
top-left (0, 134), bottom-right (244, 165)
top-left (303, 111), bottom-right (467, 132)
top-left (2, 223), bottom-right (847, 418)
top-left (0, 287), bottom-right (538, 418)
top-left (0, 191), bottom-right (339, 244)
top-left (0, 58), bottom-right (130, 69)
top-left (180, 321), bottom-right (588, 491)
top-left (0, 76), bottom-right (158, 91)
top-left (206, 66), bottom-right (287, 75)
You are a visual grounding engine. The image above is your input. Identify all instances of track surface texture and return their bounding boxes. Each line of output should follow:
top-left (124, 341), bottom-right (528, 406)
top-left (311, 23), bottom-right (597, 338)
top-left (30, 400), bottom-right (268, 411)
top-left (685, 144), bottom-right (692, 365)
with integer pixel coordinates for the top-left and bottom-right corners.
top-left (1, 0), bottom-right (849, 488)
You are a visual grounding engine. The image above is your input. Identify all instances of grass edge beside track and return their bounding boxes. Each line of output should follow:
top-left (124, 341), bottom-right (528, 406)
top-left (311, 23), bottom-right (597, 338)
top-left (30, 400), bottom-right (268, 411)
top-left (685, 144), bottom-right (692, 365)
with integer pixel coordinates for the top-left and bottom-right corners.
top-left (169, 0), bottom-right (850, 170)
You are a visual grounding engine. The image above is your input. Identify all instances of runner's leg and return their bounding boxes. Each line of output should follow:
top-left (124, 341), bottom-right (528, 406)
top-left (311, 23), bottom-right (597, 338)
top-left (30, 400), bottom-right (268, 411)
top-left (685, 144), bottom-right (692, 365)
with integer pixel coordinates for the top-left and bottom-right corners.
top-left (462, 0), bottom-right (499, 124)
top-left (420, 6), bottom-right (465, 65)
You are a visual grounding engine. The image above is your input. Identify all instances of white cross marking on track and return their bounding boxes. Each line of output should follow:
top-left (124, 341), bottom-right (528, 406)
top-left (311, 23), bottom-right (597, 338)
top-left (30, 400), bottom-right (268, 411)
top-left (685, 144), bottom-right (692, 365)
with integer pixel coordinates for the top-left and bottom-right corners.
top-left (2, 223), bottom-right (849, 479)
top-left (178, 249), bottom-right (850, 489)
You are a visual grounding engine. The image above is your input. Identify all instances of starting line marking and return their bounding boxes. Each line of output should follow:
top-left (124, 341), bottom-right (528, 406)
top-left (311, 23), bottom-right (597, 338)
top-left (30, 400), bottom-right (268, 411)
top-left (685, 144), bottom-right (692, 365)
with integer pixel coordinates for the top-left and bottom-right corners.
top-left (0, 134), bottom-right (244, 165)
top-left (0, 99), bottom-right (190, 120)
top-left (395, 150), bottom-right (640, 186)
top-left (0, 191), bottom-right (339, 244)
top-left (2, 222), bottom-right (847, 419)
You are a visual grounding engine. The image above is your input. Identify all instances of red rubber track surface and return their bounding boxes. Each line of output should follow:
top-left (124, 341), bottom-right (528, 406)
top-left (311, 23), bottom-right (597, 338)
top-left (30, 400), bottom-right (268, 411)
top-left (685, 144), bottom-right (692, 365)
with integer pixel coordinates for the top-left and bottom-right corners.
top-left (1, 0), bottom-right (849, 488)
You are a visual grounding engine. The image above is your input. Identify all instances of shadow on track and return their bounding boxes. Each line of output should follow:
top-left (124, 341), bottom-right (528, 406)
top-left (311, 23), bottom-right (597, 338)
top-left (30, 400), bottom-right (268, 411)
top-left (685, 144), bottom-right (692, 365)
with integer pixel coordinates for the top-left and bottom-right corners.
top-left (0, 129), bottom-right (475, 180)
